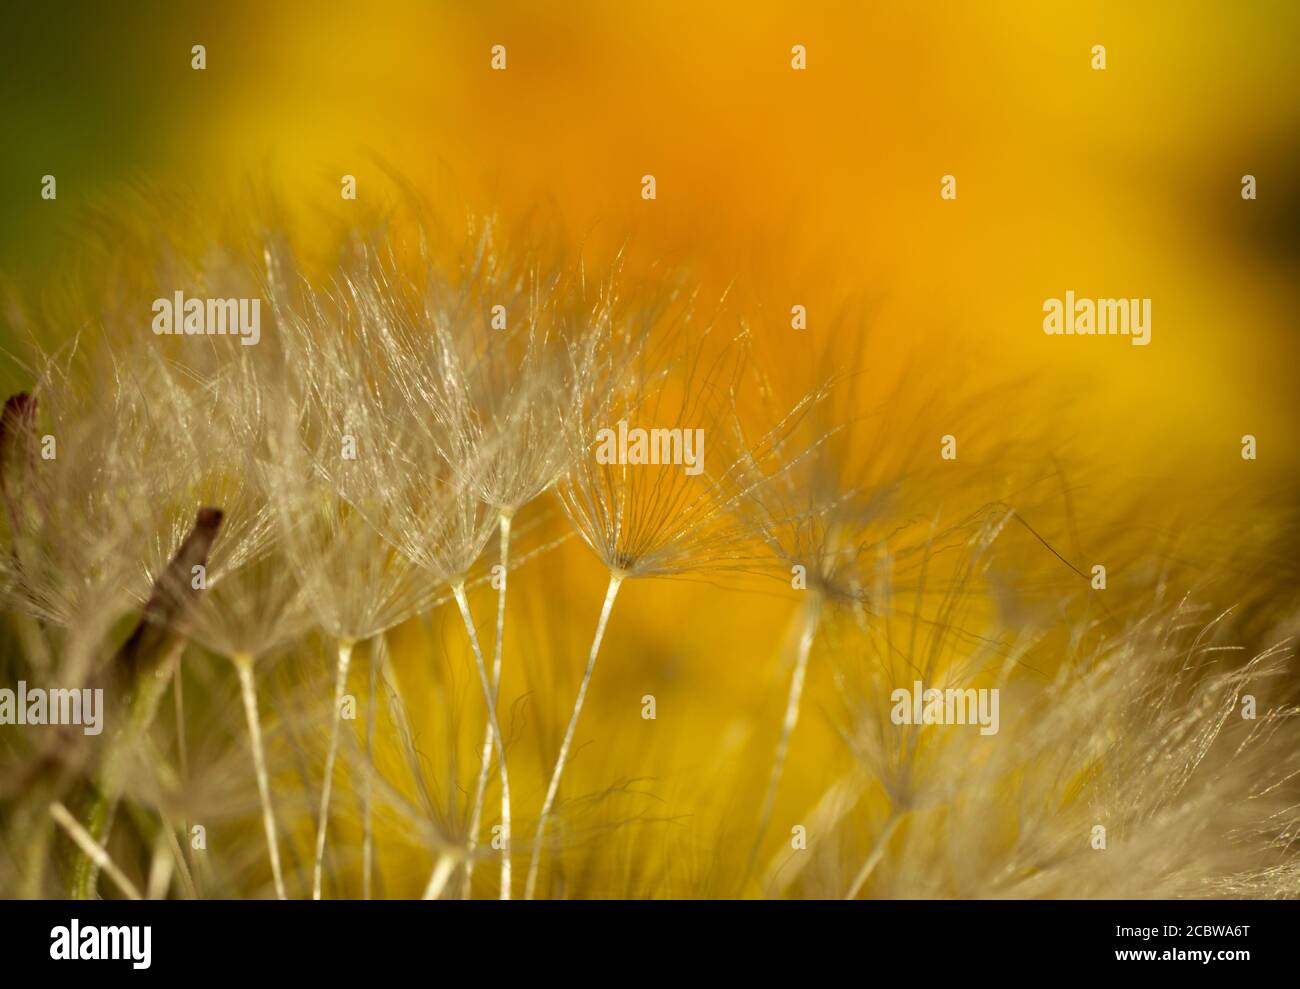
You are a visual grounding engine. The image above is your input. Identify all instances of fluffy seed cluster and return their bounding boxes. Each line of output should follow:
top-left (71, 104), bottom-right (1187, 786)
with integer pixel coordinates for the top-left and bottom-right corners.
top-left (0, 219), bottom-right (1297, 901)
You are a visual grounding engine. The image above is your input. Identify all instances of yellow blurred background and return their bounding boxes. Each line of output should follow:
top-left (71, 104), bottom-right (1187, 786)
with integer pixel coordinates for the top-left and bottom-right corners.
top-left (5, 3), bottom-right (1298, 497)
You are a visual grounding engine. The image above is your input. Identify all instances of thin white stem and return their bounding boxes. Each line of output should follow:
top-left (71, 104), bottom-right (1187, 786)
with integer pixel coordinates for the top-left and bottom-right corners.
top-left (743, 594), bottom-right (822, 889)
top-left (422, 853), bottom-right (457, 900)
top-left (464, 510), bottom-right (512, 898)
top-left (173, 671), bottom-right (189, 780)
top-left (173, 672), bottom-right (195, 891)
top-left (312, 637), bottom-right (354, 900)
top-left (363, 634), bottom-right (384, 900)
top-left (452, 583), bottom-right (512, 900)
top-left (525, 571), bottom-right (623, 900)
top-left (162, 821), bottom-right (198, 899)
top-left (233, 652), bottom-right (287, 900)
top-left (845, 813), bottom-right (902, 900)
top-left (146, 840), bottom-right (174, 900)
top-left (49, 801), bottom-right (141, 901)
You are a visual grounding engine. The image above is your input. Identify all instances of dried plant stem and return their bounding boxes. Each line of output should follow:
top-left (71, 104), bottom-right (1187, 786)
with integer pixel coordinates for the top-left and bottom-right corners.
top-left (70, 795), bottom-right (113, 898)
top-left (232, 652), bottom-right (286, 900)
top-left (312, 636), bottom-right (354, 900)
top-left (464, 510), bottom-right (513, 897)
top-left (75, 647), bottom-right (182, 897)
top-left (844, 813), bottom-right (903, 900)
top-left (50, 801), bottom-right (141, 900)
top-left (742, 593), bottom-right (822, 890)
top-left (525, 571), bottom-right (623, 901)
top-left (452, 583), bottom-right (513, 900)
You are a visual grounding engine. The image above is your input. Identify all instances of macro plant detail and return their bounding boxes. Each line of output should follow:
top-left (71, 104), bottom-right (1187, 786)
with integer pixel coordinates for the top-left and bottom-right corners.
top-left (0, 5), bottom-right (1297, 928)
top-left (1, 219), bottom-right (1296, 905)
